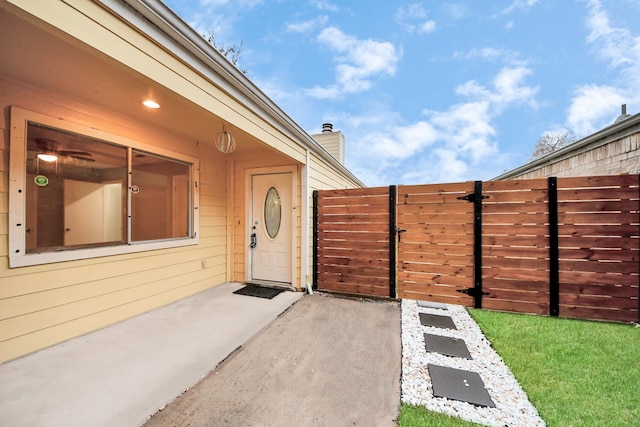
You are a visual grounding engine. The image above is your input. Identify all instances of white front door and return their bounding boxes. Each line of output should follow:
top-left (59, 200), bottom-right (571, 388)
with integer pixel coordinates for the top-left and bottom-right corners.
top-left (250, 172), bottom-right (292, 284)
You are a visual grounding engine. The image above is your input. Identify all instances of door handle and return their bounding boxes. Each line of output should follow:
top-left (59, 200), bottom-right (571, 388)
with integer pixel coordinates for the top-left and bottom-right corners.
top-left (396, 227), bottom-right (406, 242)
top-left (250, 233), bottom-right (257, 248)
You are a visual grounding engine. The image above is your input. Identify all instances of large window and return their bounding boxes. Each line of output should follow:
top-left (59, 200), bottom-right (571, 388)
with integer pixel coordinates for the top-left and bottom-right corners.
top-left (9, 107), bottom-right (199, 267)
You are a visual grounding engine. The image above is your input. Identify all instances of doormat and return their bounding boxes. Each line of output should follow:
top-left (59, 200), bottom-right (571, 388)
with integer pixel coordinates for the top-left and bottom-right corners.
top-left (233, 285), bottom-right (284, 299)
top-left (428, 364), bottom-right (495, 407)
top-left (419, 312), bottom-right (457, 330)
top-left (424, 333), bottom-right (472, 359)
top-left (417, 300), bottom-right (448, 310)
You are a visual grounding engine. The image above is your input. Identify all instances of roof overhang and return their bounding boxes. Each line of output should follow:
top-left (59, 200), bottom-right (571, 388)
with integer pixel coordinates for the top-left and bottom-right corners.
top-left (105, 0), bottom-right (363, 185)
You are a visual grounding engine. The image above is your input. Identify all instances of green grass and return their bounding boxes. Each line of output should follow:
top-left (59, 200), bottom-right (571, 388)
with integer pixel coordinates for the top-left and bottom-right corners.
top-left (398, 404), bottom-right (480, 426)
top-left (469, 310), bottom-right (640, 427)
top-left (399, 311), bottom-right (640, 426)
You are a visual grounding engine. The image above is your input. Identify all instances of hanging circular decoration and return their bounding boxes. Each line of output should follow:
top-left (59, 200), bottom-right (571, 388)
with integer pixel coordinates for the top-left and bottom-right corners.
top-left (215, 123), bottom-right (236, 153)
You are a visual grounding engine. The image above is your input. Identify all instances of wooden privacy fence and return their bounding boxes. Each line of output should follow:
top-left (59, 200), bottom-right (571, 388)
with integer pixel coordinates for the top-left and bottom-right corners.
top-left (313, 175), bottom-right (640, 323)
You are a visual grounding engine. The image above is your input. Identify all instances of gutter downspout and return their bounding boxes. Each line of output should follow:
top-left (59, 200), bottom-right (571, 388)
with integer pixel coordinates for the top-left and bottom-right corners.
top-left (301, 149), bottom-right (312, 294)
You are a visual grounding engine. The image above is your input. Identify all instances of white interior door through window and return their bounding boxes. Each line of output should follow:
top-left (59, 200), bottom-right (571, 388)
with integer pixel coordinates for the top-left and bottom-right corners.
top-left (250, 173), bottom-right (292, 283)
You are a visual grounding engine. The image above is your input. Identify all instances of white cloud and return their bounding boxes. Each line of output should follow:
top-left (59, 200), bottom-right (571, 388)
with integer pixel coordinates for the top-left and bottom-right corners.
top-left (585, 0), bottom-right (637, 69)
top-left (566, 85), bottom-right (625, 135)
top-left (286, 16), bottom-right (328, 33)
top-left (395, 4), bottom-right (437, 34)
top-left (428, 101), bottom-right (497, 162)
top-left (366, 121), bottom-right (439, 160)
top-left (563, 0), bottom-right (640, 136)
top-left (311, 0), bottom-right (339, 12)
top-left (419, 21), bottom-right (437, 34)
top-left (455, 66), bottom-right (538, 109)
top-left (443, 3), bottom-right (468, 20)
top-left (453, 47), bottom-right (522, 65)
top-left (339, 65), bottom-right (536, 185)
top-left (308, 27), bottom-right (401, 99)
top-left (501, 0), bottom-right (539, 15)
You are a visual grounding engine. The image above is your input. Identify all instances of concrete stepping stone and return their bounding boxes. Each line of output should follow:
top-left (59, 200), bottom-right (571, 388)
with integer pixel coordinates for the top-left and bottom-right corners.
top-left (424, 333), bottom-right (472, 359)
top-left (417, 300), bottom-right (448, 310)
top-left (428, 364), bottom-right (495, 407)
top-left (419, 312), bottom-right (457, 330)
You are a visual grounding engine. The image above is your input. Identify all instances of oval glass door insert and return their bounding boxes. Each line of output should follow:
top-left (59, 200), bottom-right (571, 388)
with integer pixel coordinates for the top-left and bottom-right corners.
top-left (264, 186), bottom-right (281, 239)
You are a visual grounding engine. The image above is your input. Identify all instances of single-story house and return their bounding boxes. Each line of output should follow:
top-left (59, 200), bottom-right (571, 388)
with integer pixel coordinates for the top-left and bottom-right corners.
top-left (0, 0), bottom-right (363, 363)
top-left (494, 107), bottom-right (640, 180)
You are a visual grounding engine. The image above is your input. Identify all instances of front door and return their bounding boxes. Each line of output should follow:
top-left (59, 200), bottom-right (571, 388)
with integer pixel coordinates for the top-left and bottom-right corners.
top-left (250, 172), bottom-right (292, 284)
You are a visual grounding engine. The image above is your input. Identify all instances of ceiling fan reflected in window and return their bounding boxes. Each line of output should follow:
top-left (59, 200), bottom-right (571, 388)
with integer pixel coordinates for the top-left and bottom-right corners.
top-left (30, 138), bottom-right (95, 163)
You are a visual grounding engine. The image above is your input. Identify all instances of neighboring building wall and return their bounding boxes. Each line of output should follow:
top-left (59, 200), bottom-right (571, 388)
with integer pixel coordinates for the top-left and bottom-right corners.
top-left (0, 80), bottom-right (228, 363)
top-left (494, 113), bottom-right (640, 181)
top-left (510, 131), bottom-right (640, 179)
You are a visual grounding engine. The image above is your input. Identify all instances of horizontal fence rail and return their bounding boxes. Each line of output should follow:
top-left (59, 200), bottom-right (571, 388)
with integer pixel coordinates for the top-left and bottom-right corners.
top-left (313, 174), bottom-right (639, 323)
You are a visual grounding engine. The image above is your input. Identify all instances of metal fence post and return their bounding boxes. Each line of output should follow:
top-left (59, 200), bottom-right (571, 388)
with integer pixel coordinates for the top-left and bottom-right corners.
top-left (472, 181), bottom-right (484, 309)
top-left (548, 177), bottom-right (560, 317)
top-left (389, 185), bottom-right (397, 298)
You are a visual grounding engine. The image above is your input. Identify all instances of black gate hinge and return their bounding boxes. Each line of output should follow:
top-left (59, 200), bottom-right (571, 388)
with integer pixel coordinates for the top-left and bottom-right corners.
top-left (457, 193), bottom-right (489, 203)
top-left (457, 287), bottom-right (489, 297)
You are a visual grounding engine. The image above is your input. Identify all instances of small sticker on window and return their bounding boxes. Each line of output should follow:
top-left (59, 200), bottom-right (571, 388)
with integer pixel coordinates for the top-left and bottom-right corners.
top-left (34, 175), bottom-right (49, 187)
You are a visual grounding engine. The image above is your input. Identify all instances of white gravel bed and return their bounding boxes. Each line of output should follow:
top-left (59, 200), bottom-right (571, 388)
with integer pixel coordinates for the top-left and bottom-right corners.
top-left (401, 299), bottom-right (545, 427)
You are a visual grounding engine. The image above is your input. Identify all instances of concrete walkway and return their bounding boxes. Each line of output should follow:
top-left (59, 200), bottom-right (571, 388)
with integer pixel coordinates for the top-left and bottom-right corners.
top-left (0, 282), bottom-right (303, 427)
top-left (145, 294), bottom-right (402, 426)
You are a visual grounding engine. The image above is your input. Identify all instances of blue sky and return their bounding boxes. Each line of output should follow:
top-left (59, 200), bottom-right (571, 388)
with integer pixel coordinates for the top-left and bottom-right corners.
top-left (162, 0), bottom-right (640, 186)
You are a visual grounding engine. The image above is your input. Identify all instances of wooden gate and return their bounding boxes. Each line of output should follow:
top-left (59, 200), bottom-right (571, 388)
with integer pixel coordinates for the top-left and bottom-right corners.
top-left (396, 182), bottom-right (475, 307)
top-left (313, 187), bottom-right (393, 298)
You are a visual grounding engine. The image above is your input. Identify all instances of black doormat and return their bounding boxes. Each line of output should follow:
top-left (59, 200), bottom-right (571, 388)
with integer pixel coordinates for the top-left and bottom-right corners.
top-left (424, 333), bottom-right (472, 359)
top-left (233, 285), bottom-right (284, 299)
top-left (428, 364), bottom-right (495, 407)
top-left (419, 312), bottom-right (457, 330)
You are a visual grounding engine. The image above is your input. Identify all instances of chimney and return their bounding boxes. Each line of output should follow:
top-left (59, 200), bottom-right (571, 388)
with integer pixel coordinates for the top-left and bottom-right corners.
top-left (311, 123), bottom-right (345, 165)
top-left (614, 104), bottom-right (631, 124)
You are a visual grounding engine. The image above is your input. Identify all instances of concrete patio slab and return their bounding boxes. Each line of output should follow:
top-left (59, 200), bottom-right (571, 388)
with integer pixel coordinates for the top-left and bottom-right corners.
top-left (0, 282), bottom-right (303, 427)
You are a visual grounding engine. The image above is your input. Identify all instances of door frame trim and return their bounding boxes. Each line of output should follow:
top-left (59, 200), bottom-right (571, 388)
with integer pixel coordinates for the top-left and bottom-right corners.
top-left (245, 165), bottom-right (298, 287)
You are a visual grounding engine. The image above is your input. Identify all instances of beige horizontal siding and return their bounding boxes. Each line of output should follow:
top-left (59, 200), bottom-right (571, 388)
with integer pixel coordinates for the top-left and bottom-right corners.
top-left (0, 82), bottom-right (228, 363)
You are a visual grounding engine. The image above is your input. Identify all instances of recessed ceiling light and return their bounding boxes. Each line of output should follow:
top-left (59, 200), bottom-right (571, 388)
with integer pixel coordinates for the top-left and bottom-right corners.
top-left (142, 99), bottom-right (160, 109)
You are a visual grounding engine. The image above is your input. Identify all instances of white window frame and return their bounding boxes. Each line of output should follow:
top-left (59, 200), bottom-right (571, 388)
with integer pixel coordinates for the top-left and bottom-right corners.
top-left (8, 106), bottom-right (200, 268)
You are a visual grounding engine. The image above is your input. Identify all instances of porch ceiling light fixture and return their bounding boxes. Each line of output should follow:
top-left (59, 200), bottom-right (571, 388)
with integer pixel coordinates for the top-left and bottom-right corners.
top-left (215, 123), bottom-right (236, 154)
top-left (142, 99), bottom-right (160, 109)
